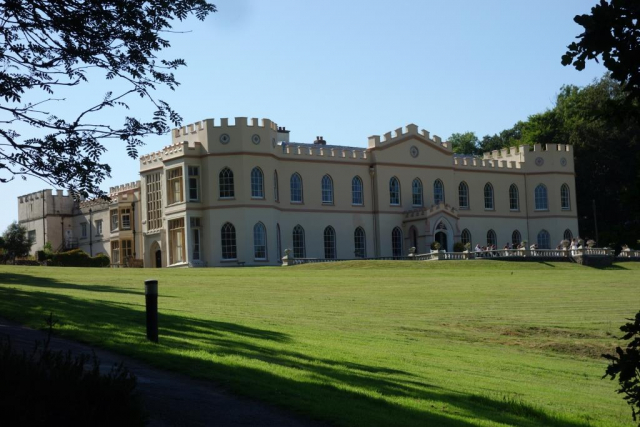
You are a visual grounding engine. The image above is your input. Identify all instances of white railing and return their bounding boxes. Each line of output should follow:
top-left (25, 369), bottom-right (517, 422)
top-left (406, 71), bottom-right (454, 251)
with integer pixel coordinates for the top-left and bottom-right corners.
top-left (618, 250), bottom-right (640, 258)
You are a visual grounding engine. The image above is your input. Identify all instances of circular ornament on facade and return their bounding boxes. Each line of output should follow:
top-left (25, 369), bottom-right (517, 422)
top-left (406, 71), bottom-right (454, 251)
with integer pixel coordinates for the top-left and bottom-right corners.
top-left (272, 137), bottom-right (276, 148)
top-left (410, 146), bottom-right (419, 158)
top-left (252, 134), bottom-right (261, 145)
top-left (560, 157), bottom-right (567, 167)
top-left (535, 157), bottom-right (544, 166)
top-left (219, 133), bottom-right (230, 144)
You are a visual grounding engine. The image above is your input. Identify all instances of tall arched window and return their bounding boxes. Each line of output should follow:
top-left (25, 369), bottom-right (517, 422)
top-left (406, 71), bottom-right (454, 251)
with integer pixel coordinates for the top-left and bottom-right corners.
top-left (433, 179), bottom-right (445, 204)
top-left (412, 178), bottom-right (423, 207)
top-left (389, 177), bottom-right (400, 206)
top-left (561, 184), bottom-right (570, 210)
top-left (219, 167), bottom-right (234, 198)
top-left (509, 184), bottom-right (519, 211)
top-left (461, 229), bottom-right (471, 245)
top-left (253, 222), bottom-right (267, 260)
top-left (273, 170), bottom-right (279, 202)
top-left (392, 227), bottom-right (403, 257)
top-left (324, 226), bottom-right (336, 259)
top-left (221, 222), bottom-right (237, 259)
top-left (458, 182), bottom-right (469, 209)
top-left (276, 224), bottom-right (282, 261)
top-left (487, 229), bottom-right (497, 246)
top-left (293, 225), bottom-right (306, 258)
top-left (354, 227), bottom-right (366, 258)
top-left (564, 229), bottom-right (573, 241)
top-left (409, 226), bottom-right (418, 250)
top-left (512, 230), bottom-right (521, 247)
top-left (537, 229), bottom-right (550, 249)
top-left (534, 184), bottom-right (548, 210)
top-left (290, 173), bottom-right (303, 203)
top-left (484, 183), bottom-right (494, 210)
top-left (251, 167), bottom-right (264, 198)
top-left (321, 174), bottom-right (334, 204)
top-left (352, 176), bottom-right (364, 205)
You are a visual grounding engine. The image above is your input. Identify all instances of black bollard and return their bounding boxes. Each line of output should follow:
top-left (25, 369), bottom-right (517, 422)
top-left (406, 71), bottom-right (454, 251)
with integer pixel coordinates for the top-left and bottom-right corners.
top-left (145, 279), bottom-right (159, 343)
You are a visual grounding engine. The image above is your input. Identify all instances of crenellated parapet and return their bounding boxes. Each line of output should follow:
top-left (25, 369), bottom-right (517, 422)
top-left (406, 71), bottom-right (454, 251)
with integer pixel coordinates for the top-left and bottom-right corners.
top-left (280, 143), bottom-right (368, 161)
top-left (109, 180), bottom-right (141, 197)
top-left (140, 140), bottom-right (203, 167)
top-left (171, 117), bottom-right (279, 140)
top-left (367, 123), bottom-right (450, 151)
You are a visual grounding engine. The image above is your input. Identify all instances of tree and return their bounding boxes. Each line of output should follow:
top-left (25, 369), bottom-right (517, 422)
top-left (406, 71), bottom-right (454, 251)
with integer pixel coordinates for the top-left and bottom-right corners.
top-left (562, 0), bottom-right (640, 102)
top-left (448, 132), bottom-right (480, 155)
top-left (2, 221), bottom-right (32, 261)
top-left (603, 311), bottom-right (640, 426)
top-left (0, 0), bottom-right (216, 198)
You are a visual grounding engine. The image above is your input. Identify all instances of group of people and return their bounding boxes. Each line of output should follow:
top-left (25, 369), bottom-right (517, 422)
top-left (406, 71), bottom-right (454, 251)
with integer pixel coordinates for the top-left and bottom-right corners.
top-left (473, 242), bottom-right (529, 257)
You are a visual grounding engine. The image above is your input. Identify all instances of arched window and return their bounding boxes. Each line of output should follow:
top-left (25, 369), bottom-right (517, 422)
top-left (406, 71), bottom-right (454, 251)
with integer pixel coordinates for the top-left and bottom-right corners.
top-left (389, 177), bottom-right (400, 206)
top-left (564, 229), bottom-right (573, 241)
top-left (352, 176), bottom-right (364, 205)
top-left (392, 227), bottom-right (403, 257)
top-left (484, 183), bottom-right (494, 210)
top-left (354, 227), bottom-right (366, 258)
top-left (273, 170), bottom-right (279, 202)
top-left (537, 229), bottom-right (550, 249)
top-left (290, 173), bottom-right (303, 203)
top-left (461, 229), bottom-right (471, 245)
top-left (251, 167), bottom-right (264, 198)
top-left (321, 175), bottom-right (334, 204)
top-left (412, 178), bottom-right (423, 207)
top-left (561, 184), bottom-right (570, 210)
top-left (276, 223), bottom-right (282, 261)
top-left (512, 230), bottom-right (521, 247)
top-left (509, 184), bottom-right (519, 211)
top-left (433, 179), bottom-right (445, 204)
top-left (292, 225), bottom-right (306, 258)
top-left (458, 182), bottom-right (469, 209)
top-left (219, 167), bottom-right (234, 198)
top-left (324, 226), bottom-right (336, 259)
top-left (534, 184), bottom-right (548, 210)
top-left (253, 222), bottom-right (267, 260)
top-left (487, 229), bottom-right (497, 246)
top-left (221, 222), bottom-right (237, 259)
top-left (409, 226), bottom-right (418, 250)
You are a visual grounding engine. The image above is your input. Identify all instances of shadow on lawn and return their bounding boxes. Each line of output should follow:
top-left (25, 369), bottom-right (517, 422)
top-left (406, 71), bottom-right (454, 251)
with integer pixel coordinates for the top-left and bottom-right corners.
top-left (0, 273), bottom-right (593, 427)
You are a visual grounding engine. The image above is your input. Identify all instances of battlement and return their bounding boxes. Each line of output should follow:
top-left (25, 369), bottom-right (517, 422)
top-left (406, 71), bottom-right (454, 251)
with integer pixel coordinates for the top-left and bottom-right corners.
top-left (280, 143), bottom-right (368, 161)
top-left (109, 180), bottom-right (141, 197)
top-left (140, 140), bottom-right (202, 166)
top-left (453, 155), bottom-right (522, 170)
top-left (367, 124), bottom-right (449, 151)
top-left (481, 143), bottom-right (572, 160)
top-left (171, 117), bottom-right (279, 139)
top-left (17, 189), bottom-right (71, 203)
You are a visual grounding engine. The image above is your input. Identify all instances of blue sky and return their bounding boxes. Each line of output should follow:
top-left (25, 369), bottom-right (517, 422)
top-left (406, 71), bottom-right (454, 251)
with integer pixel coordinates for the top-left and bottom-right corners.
top-left (2, 0), bottom-right (605, 231)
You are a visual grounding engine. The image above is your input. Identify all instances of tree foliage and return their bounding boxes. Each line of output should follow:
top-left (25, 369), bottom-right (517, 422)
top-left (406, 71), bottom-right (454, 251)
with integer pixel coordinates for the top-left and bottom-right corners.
top-left (1, 221), bottom-right (32, 261)
top-left (562, 0), bottom-right (640, 102)
top-left (603, 311), bottom-right (640, 425)
top-left (0, 0), bottom-right (216, 198)
top-left (449, 132), bottom-right (480, 155)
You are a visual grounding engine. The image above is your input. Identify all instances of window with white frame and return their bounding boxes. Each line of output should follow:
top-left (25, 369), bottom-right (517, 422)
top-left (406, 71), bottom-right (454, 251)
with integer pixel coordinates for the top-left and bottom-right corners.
top-left (120, 208), bottom-right (131, 230)
top-left (324, 226), bottom-right (336, 259)
top-left (412, 178), bottom-right (423, 207)
top-left (111, 241), bottom-right (120, 264)
top-left (321, 175), bottom-right (333, 204)
top-left (219, 168), bottom-right (235, 199)
top-left (433, 179), bottom-right (445, 204)
top-left (354, 227), bottom-right (366, 258)
top-left (389, 177), bottom-right (400, 206)
top-left (509, 184), bottom-right (519, 211)
top-left (352, 176), bottom-right (363, 205)
top-left (190, 217), bottom-right (201, 261)
top-left (458, 182), bottom-right (469, 209)
top-left (251, 167), bottom-right (264, 199)
top-left (110, 209), bottom-right (119, 231)
top-left (146, 173), bottom-right (162, 231)
top-left (95, 219), bottom-right (103, 235)
top-left (253, 222), bottom-right (267, 260)
top-left (167, 167), bottom-right (184, 204)
top-left (221, 222), bottom-right (237, 260)
top-left (534, 184), bottom-right (548, 210)
top-left (561, 184), bottom-right (570, 210)
top-left (188, 166), bottom-right (200, 201)
top-left (169, 218), bottom-right (185, 264)
top-left (290, 173), bottom-right (303, 203)
top-left (293, 225), bottom-right (305, 258)
top-left (484, 183), bottom-right (494, 210)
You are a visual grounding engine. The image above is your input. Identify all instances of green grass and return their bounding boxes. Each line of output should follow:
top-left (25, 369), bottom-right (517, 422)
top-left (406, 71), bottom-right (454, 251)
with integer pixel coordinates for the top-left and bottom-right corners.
top-left (0, 261), bottom-right (639, 426)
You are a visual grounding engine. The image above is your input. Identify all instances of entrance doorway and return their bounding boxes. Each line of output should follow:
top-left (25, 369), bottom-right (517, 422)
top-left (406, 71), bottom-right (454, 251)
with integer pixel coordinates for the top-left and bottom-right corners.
top-left (435, 231), bottom-right (448, 252)
top-left (155, 250), bottom-right (162, 268)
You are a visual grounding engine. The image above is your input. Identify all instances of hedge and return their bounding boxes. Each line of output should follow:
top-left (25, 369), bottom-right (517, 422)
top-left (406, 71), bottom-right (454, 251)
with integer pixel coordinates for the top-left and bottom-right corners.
top-left (48, 249), bottom-right (110, 267)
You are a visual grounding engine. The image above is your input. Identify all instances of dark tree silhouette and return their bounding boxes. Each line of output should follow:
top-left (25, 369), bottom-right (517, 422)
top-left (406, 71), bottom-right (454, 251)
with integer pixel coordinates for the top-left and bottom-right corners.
top-left (603, 311), bottom-right (640, 426)
top-left (1, 221), bottom-right (32, 262)
top-left (0, 0), bottom-right (216, 197)
top-left (562, 0), bottom-right (640, 102)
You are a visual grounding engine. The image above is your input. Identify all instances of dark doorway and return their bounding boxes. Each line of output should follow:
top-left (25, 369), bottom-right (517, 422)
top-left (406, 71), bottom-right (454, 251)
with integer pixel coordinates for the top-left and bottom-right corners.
top-left (435, 231), bottom-right (448, 252)
top-left (155, 250), bottom-right (162, 268)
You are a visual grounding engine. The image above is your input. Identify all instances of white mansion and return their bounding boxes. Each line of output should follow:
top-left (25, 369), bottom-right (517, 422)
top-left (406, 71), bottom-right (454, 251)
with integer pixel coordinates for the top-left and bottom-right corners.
top-left (18, 117), bottom-right (578, 267)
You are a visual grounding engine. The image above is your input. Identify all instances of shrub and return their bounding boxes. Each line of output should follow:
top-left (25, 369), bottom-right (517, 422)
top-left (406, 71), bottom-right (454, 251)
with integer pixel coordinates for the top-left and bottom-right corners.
top-left (49, 249), bottom-right (110, 267)
top-left (13, 259), bottom-right (40, 266)
top-left (430, 241), bottom-right (441, 251)
top-left (0, 316), bottom-right (145, 426)
top-left (453, 242), bottom-right (466, 252)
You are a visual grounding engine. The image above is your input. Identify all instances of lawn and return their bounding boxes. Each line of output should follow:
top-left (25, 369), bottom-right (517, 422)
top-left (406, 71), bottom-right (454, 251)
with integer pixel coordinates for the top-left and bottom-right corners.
top-left (0, 261), bottom-right (638, 426)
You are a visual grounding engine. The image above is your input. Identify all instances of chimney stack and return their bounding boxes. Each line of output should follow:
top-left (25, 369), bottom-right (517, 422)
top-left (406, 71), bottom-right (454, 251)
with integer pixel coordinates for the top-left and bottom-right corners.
top-left (314, 136), bottom-right (326, 145)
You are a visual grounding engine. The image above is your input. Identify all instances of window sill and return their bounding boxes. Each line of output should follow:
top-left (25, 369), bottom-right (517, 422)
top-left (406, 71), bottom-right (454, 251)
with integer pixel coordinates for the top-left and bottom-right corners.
top-left (412, 205), bottom-right (423, 208)
top-left (509, 209), bottom-right (520, 212)
top-left (220, 259), bottom-right (238, 263)
top-left (322, 202), bottom-right (334, 206)
top-left (561, 208), bottom-right (571, 211)
top-left (352, 204), bottom-right (364, 207)
top-left (459, 207), bottom-right (469, 210)
top-left (254, 258), bottom-right (269, 262)
top-left (166, 201), bottom-right (185, 207)
top-left (290, 201), bottom-right (304, 205)
top-left (188, 199), bottom-right (201, 203)
top-left (535, 209), bottom-right (549, 212)
top-left (218, 197), bottom-right (235, 201)
top-left (484, 208), bottom-right (495, 211)
top-left (251, 197), bottom-right (265, 200)
top-left (390, 204), bottom-right (401, 207)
